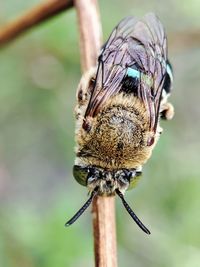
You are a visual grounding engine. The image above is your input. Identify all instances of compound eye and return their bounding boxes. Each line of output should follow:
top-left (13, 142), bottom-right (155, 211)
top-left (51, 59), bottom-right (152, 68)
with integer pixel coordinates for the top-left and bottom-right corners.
top-left (147, 136), bottom-right (155, 147)
top-left (73, 165), bottom-right (89, 186)
top-left (127, 169), bottom-right (141, 190)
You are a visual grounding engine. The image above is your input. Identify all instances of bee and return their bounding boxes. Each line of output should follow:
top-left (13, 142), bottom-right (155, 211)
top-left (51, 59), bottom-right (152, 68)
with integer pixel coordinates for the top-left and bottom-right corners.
top-left (65, 13), bottom-right (174, 234)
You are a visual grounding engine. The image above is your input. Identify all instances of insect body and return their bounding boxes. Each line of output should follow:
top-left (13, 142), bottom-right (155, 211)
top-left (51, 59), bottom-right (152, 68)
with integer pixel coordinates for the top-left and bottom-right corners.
top-left (66, 13), bottom-right (174, 234)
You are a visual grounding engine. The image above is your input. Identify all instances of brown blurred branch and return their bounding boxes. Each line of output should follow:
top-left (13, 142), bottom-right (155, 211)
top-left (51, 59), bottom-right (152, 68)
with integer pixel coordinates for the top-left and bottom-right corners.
top-left (74, 0), bottom-right (118, 266)
top-left (1, 0), bottom-right (200, 53)
top-left (169, 30), bottom-right (200, 52)
top-left (0, 0), bottom-right (73, 47)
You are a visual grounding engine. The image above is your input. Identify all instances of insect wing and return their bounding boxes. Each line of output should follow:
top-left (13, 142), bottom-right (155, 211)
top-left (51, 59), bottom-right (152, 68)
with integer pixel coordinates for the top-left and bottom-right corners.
top-left (142, 13), bottom-right (168, 131)
top-left (85, 13), bottom-right (168, 132)
top-left (85, 16), bottom-right (138, 117)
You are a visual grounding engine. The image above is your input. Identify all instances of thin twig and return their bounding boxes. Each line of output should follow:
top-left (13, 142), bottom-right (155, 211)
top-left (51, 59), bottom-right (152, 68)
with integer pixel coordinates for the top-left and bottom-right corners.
top-left (74, 0), bottom-right (102, 72)
top-left (0, 0), bottom-right (73, 47)
top-left (93, 196), bottom-right (118, 267)
top-left (74, 1), bottom-right (118, 266)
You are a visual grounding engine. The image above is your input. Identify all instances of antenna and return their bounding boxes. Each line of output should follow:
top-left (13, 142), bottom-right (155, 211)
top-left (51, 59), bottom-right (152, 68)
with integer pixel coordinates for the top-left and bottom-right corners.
top-left (116, 189), bottom-right (151, 235)
top-left (65, 189), bottom-right (98, 226)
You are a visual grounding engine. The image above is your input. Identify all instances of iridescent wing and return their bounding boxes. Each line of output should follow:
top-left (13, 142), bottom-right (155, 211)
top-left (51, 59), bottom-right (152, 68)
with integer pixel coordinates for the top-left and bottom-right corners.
top-left (84, 13), bottom-right (168, 133)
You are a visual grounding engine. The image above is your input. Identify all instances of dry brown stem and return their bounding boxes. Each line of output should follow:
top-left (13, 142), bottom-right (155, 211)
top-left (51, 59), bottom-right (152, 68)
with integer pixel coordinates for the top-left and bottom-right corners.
top-left (92, 196), bottom-right (118, 267)
top-left (74, 1), bottom-right (118, 266)
top-left (74, 0), bottom-right (102, 71)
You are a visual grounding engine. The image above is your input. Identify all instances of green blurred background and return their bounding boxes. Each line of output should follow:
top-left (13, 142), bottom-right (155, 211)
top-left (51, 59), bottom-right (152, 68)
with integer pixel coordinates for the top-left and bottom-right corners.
top-left (0, 0), bottom-right (200, 266)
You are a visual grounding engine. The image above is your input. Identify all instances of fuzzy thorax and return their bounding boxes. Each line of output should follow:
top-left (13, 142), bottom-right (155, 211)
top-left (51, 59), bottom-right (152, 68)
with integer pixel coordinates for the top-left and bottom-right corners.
top-left (75, 93), bottom-right (159, 169)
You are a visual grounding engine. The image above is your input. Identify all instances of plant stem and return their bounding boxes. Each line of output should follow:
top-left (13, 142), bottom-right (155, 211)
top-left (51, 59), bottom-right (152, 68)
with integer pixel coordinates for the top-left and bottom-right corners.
top-left (74, 1), bottom-right (118, 266)
top-left (93, 196), bottom-right (118, 267)
top-left (74, 0), bottom-right (102, 72)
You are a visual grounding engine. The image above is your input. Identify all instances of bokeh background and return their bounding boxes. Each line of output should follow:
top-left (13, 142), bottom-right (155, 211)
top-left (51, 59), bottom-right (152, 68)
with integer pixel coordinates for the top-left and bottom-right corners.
top-left (0, 0), bottom-right (200, 266)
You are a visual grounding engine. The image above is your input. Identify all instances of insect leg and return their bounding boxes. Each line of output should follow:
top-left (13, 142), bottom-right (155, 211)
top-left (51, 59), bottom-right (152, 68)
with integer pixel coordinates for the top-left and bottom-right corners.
top-left (160, 102), bottom-right (174, 120)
